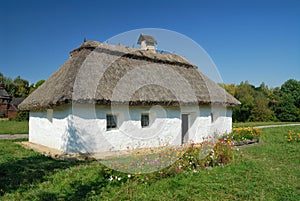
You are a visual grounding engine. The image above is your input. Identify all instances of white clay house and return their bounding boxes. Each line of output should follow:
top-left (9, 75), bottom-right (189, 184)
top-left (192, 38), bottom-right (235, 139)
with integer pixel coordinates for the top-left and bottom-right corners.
top-left (20, 34), bottom-right (240, 154)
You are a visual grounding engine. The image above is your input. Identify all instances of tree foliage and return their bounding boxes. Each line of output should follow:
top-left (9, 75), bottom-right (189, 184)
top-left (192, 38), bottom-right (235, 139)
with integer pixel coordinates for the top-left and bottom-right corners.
top-left (1, 72), bottom-right (45, 121)
top-left (1, 72), bottom-right (44, 98)
top-left (223, 79), bottom-right (300, 122)
top-left (275, 93), bottom-right (298, 122)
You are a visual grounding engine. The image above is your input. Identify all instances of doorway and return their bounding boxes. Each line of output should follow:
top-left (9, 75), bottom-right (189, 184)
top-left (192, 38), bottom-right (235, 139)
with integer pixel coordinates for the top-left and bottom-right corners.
top-left (181, 114), bottom-right (189, 144)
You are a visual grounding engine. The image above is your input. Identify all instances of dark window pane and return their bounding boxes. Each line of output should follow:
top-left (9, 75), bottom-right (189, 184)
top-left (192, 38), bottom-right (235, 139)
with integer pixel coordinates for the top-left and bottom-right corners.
top-left (141, 114), bottom-right (149, 127)
top-left (107, 114), bottom-right (117, 130)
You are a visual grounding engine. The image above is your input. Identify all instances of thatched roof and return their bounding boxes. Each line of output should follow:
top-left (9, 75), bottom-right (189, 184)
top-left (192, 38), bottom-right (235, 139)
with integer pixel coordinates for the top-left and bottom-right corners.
top-left (11, 98), bottom-right (25, 109)
top-left (19, 40), bottom-right (240, 111)
top-left (0, 83), bottom-right (11, 99)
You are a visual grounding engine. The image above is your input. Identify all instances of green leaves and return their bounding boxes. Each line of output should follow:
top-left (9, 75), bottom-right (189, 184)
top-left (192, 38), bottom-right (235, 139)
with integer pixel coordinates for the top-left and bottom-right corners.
top-left (1, 71), bottom-right (45, 98)
top-left (276, 93), bottom-right (299, 121)
top-left (223, 79), bottom-right (300, 122)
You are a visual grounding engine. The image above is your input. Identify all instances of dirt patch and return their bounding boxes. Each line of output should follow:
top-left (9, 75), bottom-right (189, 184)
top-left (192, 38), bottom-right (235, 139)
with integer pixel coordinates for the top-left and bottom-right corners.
top-left (17, 141), bottom-right (159, 161)
top-left (18, 142), bottom-right (92, 161)
top-left (18, 141), bottom-right (190, 161)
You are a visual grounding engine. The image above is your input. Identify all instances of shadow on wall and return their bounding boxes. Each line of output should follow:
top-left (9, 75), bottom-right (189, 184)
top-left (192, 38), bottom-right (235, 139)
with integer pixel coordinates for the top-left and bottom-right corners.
top-left (60, 115), bottom-right (96, 154)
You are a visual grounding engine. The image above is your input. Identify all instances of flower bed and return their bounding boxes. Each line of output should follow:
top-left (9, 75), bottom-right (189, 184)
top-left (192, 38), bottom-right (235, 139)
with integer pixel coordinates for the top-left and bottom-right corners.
top-left (91, 127), bottom-right (263, 184)
top-left (286, 130), bottom-right (300, 142)
top-left (102, 137), bottom-right (234, 184)
top-left (227, 127), bottom-right (262, 146)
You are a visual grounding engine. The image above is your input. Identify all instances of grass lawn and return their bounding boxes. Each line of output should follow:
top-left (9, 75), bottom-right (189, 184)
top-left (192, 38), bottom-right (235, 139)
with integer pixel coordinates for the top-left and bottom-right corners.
top-left (0, 121), bottom-right (29, 134)
top-left (0, 126), bottom-right (299, 200)
top-left (233, 121), bottom-right (300, 128)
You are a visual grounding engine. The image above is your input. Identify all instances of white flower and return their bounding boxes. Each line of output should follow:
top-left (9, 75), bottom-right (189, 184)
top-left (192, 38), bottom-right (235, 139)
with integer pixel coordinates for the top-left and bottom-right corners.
top-left (108, 176), bottom-right (113, 181)
top-left (118, 177), bottom-right (122, 181)
top-left (128, 174), bottom-right (131, 178)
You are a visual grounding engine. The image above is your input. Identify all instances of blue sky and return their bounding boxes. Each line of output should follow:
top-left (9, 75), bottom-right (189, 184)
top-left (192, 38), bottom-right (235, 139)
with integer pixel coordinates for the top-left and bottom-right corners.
top-left (0, 0), bottom-right (299, 87)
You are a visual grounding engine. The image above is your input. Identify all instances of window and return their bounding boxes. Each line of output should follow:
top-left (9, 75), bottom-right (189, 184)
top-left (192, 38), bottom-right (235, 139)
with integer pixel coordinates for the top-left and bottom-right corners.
top-left (141, 113), bottom-right (149, 127)
top-left (106, 114), bottom-right (117, 130)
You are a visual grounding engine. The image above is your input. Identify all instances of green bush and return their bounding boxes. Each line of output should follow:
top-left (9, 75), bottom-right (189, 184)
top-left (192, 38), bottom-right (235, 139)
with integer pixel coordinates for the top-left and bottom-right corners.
top-left (10, 110), bottom-right (29, 121)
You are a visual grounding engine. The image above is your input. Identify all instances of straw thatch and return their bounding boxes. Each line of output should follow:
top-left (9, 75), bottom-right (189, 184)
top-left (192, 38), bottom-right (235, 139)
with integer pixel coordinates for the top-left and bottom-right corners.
top-left (19, 40), bottom-right (240, 111)
top-left (0, 83), bottom-right (11, 99)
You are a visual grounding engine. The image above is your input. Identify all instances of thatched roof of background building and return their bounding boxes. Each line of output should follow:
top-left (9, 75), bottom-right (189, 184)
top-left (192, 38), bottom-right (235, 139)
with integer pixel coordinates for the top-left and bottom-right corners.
top-left (19, 40), bottom-right (240, 111)
top-left (0, 83), bottom-right (11, 99)
top-left (11, 98), bottom-right (25, 109)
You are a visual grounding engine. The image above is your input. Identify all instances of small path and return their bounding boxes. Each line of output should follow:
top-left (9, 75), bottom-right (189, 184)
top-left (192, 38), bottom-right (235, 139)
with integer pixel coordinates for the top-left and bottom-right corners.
top-left (254, 124), bottom-right (300, 129)
top-left (0, 134), bottom-right (28, 140)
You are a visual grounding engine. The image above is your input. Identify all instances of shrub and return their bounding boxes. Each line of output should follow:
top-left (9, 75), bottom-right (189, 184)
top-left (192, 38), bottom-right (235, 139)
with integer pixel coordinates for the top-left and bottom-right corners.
top-left (10, 110), bottom-right (29, 121)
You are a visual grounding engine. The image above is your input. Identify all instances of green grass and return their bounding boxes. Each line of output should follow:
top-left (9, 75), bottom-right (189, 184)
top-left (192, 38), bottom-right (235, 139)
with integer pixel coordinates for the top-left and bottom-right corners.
top-left (1, 126), bottom-right (300, 200)
top-left (0, 121), bottom-right (29, 134)
top-left (233, 121), bottom-right (300, 127)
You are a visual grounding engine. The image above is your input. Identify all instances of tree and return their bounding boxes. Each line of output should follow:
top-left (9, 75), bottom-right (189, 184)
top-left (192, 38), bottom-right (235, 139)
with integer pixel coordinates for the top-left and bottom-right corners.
top-left (257, 82), bottom-right (269, 96)
top-left (268, 87), bottom-right (281, 111)
top-left (29, 80), bottom-right (45, 94)
top-left (250, 94), bottom-right (275, 121)
top-left (35, 80), bottom-right (45, 88)
top-left (232, 82), bottom-right (256, 122)
top-left (273, 79), bottom-right (300, 122)
top-left (1, 76), bottom-right (14, 96)
top-left (280, 79), bottom-right (300, 108)
top-left (12, 76), bottom-right (30, 97)
top-left (276, 93), bottom-right (299, 122)
top-left (220, 83), bottom-right (236, 96)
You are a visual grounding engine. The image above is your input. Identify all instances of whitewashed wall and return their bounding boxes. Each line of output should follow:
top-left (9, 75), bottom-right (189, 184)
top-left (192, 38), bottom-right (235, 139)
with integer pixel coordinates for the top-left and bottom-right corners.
top-left (29, 106), bottom-right (71, 151)
top-left (211, 106), bottom-right (233, 137)
top-left (29, 104), bottom-right (232, 153)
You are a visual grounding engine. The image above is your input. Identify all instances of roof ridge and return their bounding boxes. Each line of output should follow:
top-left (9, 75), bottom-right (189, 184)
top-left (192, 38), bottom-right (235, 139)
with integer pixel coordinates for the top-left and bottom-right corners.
top-left (70, 40), bottom-right (196, 68)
